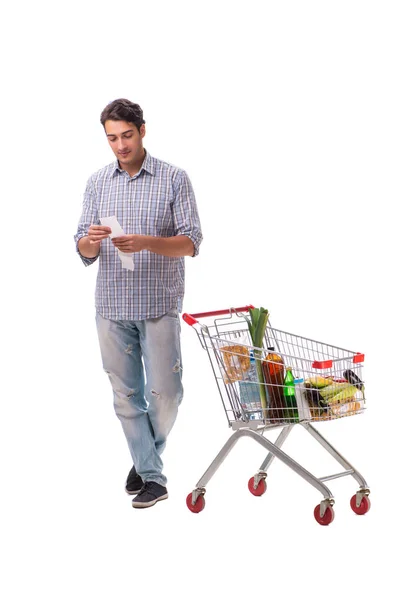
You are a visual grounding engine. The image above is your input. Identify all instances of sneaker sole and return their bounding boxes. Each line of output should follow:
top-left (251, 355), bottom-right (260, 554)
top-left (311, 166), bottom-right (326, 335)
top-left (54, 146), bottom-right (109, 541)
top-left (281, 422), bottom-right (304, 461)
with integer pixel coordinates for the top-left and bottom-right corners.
top-left (125, 488), bottom-right (143, 495)
top-left (132, 493), bottom-right (169, 508)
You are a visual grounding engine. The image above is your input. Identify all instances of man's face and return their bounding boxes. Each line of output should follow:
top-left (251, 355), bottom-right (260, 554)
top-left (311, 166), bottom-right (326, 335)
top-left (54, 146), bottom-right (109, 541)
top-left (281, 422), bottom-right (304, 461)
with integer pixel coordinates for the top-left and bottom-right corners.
top-left (105, 120), bottom-right (146, 169)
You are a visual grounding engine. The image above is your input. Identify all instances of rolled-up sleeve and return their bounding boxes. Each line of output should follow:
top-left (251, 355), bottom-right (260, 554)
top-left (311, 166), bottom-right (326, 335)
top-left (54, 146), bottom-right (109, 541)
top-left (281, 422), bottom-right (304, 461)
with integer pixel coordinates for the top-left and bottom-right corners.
top-left (74, 178), bottom-right (100, 266)
top-left (172, 170), bottom-right (203, 257)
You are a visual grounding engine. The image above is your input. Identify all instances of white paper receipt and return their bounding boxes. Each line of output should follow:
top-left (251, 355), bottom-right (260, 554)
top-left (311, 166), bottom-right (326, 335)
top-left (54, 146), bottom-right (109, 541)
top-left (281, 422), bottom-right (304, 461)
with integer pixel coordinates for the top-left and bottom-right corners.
top-left (99, 215), bottom-right (125, 238)
top-left (100, 215), bottom-right (135, 271)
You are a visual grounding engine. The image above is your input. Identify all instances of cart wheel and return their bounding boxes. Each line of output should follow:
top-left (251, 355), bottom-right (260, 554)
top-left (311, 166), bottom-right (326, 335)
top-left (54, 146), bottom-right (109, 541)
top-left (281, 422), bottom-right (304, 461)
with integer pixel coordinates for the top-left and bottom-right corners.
top-left (248, 476), bottom-right (267, 497)
top-left (350, 494), bottom-right (371, 515)
top-left (186, 492), bottom-right (205, 513)
top-left (314, 504), bottom-right (335, 526)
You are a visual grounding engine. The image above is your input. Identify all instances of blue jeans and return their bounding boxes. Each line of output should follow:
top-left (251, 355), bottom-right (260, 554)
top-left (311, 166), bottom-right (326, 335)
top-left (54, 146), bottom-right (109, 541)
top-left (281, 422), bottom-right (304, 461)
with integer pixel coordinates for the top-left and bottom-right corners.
top-left (96, 310), bottom-right (183, 486)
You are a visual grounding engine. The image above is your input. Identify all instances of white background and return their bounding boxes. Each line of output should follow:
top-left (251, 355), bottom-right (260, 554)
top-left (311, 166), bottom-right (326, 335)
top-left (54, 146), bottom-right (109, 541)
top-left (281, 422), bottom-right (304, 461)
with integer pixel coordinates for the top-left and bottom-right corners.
top-left (1, 0), bottom-right (398, 598)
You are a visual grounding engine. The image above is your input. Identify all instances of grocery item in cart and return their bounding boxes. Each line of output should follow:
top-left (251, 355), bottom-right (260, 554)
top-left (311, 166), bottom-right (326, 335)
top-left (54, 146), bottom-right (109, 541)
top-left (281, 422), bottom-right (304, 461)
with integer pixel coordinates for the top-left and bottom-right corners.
top-left (310, 400), bottom-right (362, 420)
top-left (239, 351), bottom-right (264, 419)
top-left (244, 307), bottom-right (270, 415)
top-left (219, 341), bottom-right (251, 383)
top-left (239, 381), bottom-right (263, 418)
top-left (318, 382), bottom-right (359, 405)
top-left (244, 350), bottom-right (257, 381)
top-left (330, 400), bottom-right (362, 417)
top-left (305, 376), bottom-right (363, 420)
top-left (262, 349), bottom-right (286, 422)
top-left (343, 369), bottom-right (364, 391)
top-left (283, 367), bottom-right (299, 422)
top-left (294, 378), bottom-right (311, 421)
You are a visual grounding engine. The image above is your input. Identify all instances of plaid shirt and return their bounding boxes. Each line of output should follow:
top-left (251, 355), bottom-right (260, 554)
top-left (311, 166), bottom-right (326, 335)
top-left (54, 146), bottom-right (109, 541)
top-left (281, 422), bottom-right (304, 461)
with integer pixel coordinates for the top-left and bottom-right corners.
top-left (74, 151), bottom-right (202, 320)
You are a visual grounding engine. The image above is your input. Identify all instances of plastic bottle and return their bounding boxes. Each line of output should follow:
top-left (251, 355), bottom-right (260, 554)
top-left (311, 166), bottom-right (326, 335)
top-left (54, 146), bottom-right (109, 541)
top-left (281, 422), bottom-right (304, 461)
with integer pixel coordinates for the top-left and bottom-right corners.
top-left (283, 367), bottom-right (299, 422)
top-left (248, 351), bottom-right (262, 419)
top-left (247, 350), bottom-right (257, 380)
top-left (240, 351), bottom-right (262, 420)
top-left (261, 347), bottom-right (286, 422)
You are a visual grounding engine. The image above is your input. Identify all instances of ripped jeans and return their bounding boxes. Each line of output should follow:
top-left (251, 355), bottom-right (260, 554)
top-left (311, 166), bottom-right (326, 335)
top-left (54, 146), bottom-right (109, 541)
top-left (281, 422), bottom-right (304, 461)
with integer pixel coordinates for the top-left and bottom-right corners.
top-left (95, 310), bottom-right (183, 486)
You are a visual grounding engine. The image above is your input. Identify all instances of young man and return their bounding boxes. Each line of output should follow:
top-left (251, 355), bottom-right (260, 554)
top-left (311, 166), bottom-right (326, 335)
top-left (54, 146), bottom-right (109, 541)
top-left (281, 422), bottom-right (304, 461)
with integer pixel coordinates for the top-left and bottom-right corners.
top-left (74, 99), bottom-right (202, 508)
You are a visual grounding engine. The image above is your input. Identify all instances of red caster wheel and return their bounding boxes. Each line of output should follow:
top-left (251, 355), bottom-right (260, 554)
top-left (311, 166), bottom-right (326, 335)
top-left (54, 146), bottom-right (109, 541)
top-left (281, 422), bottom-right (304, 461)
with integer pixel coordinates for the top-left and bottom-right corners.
top-left (186, 492), bottom-right (205, 513)
top-left (314, 504), bottom-right (335, 526)
top-left (248, 476), bottom-right (267, 497)
top-left (350, 494), bottom-right (371, 515)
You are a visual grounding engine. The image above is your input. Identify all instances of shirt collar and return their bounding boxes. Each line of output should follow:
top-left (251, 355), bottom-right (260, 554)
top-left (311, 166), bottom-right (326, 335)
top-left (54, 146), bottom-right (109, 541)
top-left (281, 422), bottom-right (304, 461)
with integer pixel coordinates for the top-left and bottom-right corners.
top-left (110, 149), bottom-right (155, 178)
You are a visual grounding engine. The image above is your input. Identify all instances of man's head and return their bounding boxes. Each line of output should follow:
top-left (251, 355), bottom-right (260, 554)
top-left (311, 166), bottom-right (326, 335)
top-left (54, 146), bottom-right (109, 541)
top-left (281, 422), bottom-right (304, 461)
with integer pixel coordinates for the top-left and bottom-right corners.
top-left (101, 99), bottom-right (146, 173)
top-left (100, 98), bottom-right (145, 131)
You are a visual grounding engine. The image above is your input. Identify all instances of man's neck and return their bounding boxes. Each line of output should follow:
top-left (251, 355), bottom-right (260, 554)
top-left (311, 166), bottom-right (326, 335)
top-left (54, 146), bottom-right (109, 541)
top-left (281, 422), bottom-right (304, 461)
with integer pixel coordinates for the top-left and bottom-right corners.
top-left (120, 149), bottom-right (146, 177)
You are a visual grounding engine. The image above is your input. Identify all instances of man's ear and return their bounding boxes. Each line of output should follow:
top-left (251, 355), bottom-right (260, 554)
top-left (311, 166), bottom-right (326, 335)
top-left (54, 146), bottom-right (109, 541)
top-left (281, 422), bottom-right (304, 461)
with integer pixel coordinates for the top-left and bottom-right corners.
top-left (140, 124), bottom-right (146, 138)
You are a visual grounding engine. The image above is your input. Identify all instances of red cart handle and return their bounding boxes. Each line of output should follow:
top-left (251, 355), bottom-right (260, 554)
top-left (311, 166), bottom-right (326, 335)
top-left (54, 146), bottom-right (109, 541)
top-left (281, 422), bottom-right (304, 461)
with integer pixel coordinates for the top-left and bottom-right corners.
top-left (312, 352), bottom-right (365, 369)
top-left (182, 305), bottom-right (255, 326)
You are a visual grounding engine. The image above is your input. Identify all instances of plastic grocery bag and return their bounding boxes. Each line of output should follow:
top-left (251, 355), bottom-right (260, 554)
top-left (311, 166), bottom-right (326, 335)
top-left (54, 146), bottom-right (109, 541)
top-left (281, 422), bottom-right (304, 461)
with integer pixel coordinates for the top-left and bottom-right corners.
top-left (218, 335), bottom-right (251, 384)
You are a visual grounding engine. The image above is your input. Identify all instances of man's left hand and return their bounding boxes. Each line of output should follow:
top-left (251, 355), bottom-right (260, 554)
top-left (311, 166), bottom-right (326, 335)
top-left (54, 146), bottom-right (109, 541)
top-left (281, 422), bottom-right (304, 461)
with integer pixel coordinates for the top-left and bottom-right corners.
top-left (112, 235), bottom-right (148, 253)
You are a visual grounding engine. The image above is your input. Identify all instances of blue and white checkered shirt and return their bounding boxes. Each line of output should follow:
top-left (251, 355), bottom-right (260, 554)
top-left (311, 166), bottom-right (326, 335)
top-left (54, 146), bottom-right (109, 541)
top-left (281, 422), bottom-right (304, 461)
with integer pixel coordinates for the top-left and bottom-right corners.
top-left (74, 151), bottom-right (203, 320)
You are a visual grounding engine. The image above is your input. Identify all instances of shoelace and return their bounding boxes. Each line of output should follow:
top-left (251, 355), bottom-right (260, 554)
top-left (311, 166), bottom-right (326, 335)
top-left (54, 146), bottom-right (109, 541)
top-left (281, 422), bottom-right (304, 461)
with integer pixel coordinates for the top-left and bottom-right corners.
top-left (139, 481), bottom-right (153, 492)
top-left (137, 481), bottom-right (159, 497)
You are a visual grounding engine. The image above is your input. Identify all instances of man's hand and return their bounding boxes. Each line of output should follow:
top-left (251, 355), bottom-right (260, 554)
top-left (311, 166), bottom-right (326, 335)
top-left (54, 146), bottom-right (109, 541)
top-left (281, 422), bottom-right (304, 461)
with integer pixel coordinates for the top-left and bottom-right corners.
top-left (112, 235), bottom-right (148, 253)
top-left (88, 225), bottom-right (112, 245)
top-left (78, 225), bottom-right (112, 259)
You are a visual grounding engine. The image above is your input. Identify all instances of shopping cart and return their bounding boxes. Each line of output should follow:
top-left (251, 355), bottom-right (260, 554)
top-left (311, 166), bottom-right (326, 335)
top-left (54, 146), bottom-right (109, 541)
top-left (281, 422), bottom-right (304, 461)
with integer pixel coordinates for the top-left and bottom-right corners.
top-left (183, 305), bottom-right (370, 525)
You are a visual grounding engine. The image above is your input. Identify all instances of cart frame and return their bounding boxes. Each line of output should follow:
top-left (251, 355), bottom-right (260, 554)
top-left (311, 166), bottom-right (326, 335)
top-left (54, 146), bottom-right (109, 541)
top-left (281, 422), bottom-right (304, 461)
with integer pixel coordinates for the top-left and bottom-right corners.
top-left (183, 306), bottom-right (370, 524)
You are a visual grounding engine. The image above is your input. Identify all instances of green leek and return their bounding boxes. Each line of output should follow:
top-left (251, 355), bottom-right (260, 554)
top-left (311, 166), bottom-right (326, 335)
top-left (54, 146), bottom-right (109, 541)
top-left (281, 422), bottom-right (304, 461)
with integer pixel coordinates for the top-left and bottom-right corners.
top-left (245, 307), bottom-right (269, 416)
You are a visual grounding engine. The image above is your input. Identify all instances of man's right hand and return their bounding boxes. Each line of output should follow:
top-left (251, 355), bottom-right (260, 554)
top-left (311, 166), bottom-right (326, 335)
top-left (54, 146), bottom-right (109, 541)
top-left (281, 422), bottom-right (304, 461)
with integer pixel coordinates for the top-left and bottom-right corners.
top-left (88, 225), bottom-right (112, 244)
top-left (78, 225), bottom-right (112, 259)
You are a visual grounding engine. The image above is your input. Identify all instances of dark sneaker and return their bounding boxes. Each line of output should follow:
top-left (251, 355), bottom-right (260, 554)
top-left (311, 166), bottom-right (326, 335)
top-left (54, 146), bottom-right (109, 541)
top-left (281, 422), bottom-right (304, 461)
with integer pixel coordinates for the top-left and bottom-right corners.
top-left (131, 482), bottom-right (169, 508)
top-left (125, 466), bottom-right (144, 495)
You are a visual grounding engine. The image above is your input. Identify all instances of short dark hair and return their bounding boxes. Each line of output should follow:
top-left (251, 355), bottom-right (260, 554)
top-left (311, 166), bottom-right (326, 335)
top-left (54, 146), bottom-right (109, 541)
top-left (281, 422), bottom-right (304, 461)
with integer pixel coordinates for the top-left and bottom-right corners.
top-left (100, 99), bottom-right (145, 131)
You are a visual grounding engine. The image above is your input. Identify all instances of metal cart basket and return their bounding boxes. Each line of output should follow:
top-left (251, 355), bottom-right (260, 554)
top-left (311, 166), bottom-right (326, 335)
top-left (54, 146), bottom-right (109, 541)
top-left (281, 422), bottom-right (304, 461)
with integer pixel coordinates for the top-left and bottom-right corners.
top-left (183, 305), bottom-right (370, 525)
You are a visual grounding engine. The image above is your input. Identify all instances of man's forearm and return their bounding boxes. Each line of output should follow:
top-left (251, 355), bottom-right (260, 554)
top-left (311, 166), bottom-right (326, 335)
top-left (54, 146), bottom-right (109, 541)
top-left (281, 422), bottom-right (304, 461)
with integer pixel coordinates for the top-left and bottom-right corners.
top-left (145, 235), bottom-right (195, 257)
top-left (78, 236), bottom-right (101, 258)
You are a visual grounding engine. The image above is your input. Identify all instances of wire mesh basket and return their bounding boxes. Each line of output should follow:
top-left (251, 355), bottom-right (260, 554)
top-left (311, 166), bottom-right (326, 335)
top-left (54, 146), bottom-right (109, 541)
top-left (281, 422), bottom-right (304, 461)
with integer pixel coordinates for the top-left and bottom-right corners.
top-left (184, 307), bottom-right (365, 428)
